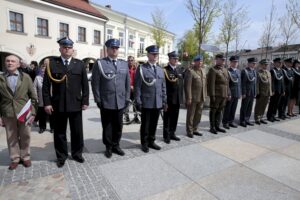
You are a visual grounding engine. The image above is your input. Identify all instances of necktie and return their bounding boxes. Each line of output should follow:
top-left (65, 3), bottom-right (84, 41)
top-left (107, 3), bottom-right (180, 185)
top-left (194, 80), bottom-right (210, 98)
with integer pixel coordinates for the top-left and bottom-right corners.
top-left (152, 65), bottom-right (156, 75)
top-left (113, 60), bottom-right (117, 67)
top-left (64, 60), bottom-right (69, 67)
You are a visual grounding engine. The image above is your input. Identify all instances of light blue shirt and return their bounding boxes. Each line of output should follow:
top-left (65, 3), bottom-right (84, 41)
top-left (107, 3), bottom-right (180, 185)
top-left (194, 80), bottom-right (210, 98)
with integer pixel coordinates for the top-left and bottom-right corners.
top-left (5, 70), bottom-right (19, 93)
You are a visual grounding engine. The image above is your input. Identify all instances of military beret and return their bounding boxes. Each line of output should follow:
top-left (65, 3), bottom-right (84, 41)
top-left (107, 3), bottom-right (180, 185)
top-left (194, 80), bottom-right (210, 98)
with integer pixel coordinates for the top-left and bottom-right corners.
top-left (284, 57), bottom-right (293, 63)
top-left (229, 55), bottom-right (239, 61)
top-left (247, 57), bottom-right (258, 63)
top-left (273, 57), bottom-right (282, 62)
top-left (215, 54), bottom-right (225, 60)
top-left (168, 51), bottom-right (179, 58)
top-left (293, 59), bottom-right (300, 64)
top-left (259, 59), bottom-right (270, 65)
top-left (57, 37), bottom-right (73, 46)
top-left (193, 54), bottom-right (203, 61)
top-left (146, 45), bottom-right (159, 54)
top-left (105, 38), bottom-right (120, 48)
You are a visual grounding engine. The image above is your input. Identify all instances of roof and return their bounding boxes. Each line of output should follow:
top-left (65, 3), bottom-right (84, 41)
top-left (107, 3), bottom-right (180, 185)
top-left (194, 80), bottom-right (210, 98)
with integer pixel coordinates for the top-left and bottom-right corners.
top-left (42, 0), bottom-right (108, 20)
top-left (273, 44), bottom-right (300, 53)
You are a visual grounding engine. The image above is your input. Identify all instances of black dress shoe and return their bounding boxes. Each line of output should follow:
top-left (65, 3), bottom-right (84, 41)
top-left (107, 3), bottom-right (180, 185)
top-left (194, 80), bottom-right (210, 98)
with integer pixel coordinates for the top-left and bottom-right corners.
top-left (216, 127), bottom-right (226, 133)
top-left (112, 146), bottom-right (125, 156)
top-left (164, 138), bottom-right (170, 144)
top-left (240, 122), bottom-right (247, 127)
top-left (274, 117), bottom-right (280, 121)
top-left (193, 131), bottom-right (203, 136)
top-left (223, 124), bottom-right (230, 129)
top-left (170, 135), bottom-right (180, 141)
top-left (260, 120), bottom-right (268, 124)
top-left (72, 156), bottom-right (85, 163)
top-left (39, 129), bottom-right (45, 134)
top-left (141, 145), bottom-right (149, 153)
top-left (209, 128), bottom-right (218, 134)
top-left (50, 129), bottom-right (54, 133)
top-left (255, 121), bottom-right (261, 125)
top-left (57, 160), bottom-right (65, 168)
top-left (148, 142), bottom-right (161, 150)
top-left (229, 123), bottom-right (238, 128)
top-left (187, 133), bottom-right (194, 138)
top-left (246, 122), bottom-right (254, 126)
top-left (105, 148), bottom-right (112, 158)
top-left (267, 118), bottom-right (274, 122)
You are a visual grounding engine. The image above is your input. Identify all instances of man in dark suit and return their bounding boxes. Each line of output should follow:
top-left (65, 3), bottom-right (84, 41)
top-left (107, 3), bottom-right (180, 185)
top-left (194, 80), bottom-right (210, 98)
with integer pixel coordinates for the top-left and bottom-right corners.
top-left (266, 58), bottom-right (285, 122)
top-left (163, 51), bottom-right (183, 143)
top-left (222, 55), bottom-right (241, 129)
top-left (43, 37), bottom-right (89, 167)
top-left (91, 39), bottom-right (130, 158)
top-left (239, 57), bottom-right (257, 127)
top-left (134, 45), bottom-right (167, 153)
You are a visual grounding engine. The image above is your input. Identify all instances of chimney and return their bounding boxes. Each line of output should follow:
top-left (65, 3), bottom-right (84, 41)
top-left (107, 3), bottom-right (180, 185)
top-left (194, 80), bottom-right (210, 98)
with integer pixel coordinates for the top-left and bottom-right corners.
top-left (105, 5), bottom-right (111, 9)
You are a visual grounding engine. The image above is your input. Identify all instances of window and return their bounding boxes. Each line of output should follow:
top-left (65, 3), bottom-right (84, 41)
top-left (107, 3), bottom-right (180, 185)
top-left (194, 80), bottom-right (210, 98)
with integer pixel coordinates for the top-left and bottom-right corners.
top-left (9, 11), bottom-right (24, 32)
top-left (107, 29), bottom-right (113, 40)
top-left (94, 30), bottom-right (101, 44)
top-left (78, 27), bottom-right (86, 42)
top-left (37, 18), bottom-right (48, 36)
top-left (119, 32), bottom-right (124, 47)
top-left (59, 22), bottom-right (69, 38)
top-left (128, 34), bottom-right (134, 48)
top-left (139, 38), bottom-right (145, 53)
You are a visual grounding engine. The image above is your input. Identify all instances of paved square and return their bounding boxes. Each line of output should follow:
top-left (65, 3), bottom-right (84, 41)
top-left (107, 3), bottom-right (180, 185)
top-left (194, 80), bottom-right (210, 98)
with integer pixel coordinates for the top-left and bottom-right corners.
top-left (277, 143), bottom-right (300, 160)
top-left (270, 119), bottom-right (300, 136)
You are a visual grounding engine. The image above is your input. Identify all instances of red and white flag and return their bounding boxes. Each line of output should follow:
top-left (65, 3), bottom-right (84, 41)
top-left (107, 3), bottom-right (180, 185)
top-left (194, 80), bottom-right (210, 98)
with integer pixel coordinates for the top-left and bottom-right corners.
top-left (17, 100), bottom-right (32, 125)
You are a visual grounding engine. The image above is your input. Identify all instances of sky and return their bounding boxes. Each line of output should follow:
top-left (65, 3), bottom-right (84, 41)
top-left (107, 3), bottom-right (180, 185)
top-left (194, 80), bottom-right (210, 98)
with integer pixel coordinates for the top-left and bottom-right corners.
top-left (91, 0), bottom-right (298, 51)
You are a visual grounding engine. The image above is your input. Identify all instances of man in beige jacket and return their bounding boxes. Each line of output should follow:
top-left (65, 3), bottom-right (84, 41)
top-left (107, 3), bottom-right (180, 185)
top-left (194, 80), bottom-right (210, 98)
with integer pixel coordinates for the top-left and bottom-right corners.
top-left (184, 55), bottom-right (207, 138)
top-left (0, 55), bottom-right (37, 170)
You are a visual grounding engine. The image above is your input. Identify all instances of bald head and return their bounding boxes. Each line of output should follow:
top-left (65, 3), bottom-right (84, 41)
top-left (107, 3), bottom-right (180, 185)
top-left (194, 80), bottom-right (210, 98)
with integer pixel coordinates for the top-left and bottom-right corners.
top-left (5, 55), bottom-right (20, 73)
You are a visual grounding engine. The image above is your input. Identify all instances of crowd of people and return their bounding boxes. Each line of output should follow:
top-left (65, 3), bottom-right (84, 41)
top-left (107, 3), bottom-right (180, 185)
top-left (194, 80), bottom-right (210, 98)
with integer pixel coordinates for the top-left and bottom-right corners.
top-left (0, 37), bottom-right (299, 170)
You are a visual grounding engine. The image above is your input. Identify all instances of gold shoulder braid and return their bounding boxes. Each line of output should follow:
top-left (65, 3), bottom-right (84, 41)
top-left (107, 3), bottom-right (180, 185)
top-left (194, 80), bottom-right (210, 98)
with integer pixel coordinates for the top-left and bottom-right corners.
top-left (163, 68), bottom-right (178, 82)
top-left (46, 61), bottom-right (67, 83)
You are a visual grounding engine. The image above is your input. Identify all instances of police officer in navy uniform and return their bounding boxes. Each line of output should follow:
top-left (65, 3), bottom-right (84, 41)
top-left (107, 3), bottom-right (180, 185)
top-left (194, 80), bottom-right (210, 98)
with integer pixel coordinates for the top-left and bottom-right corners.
top-left (43, 37), bottom-right (89, 167)
top-left (222, 55), bottom-right (241, 129)
top-left (239, 57), bottom-right (257, 127)
top-left (267, 58), bottom-right (285, 122)
top-left (134, 45), bottom-right (167, 153)
top-left (91, 39), bottom-right (130, 158)
top-left (163, 51), bottom-right (182, 143)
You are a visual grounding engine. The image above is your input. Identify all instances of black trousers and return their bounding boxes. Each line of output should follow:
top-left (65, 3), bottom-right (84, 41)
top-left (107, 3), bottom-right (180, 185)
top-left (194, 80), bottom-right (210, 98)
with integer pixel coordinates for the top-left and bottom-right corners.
top-left (100, 108), bottom-right (123, 148)
top-left (163, 103), bottom-right (180, 139)
top-left (53, 111), bottom-right (84, 161)
top-left (240, 96), bottom-right (254, 123)
top-left (278, 94), bottom-right (289, 117)
top-left (37, 107), bottom-right (54, 130)
top-left (140, 108), bottom-right (160, 145)
top-left (222, 97), bottom-right (239, 125)
top-left (267, 92), bottom-right (282, 119)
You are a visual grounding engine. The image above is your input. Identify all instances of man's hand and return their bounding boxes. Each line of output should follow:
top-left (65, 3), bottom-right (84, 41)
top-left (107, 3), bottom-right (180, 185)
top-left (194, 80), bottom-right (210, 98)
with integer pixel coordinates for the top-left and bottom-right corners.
top-left (227, 96), bottom-right (231, 101)
top-left (136, 104), bottom-right (142, 112)
top-left (164, 104), bottom-right (168, 112)
top-left (0, 117), bottom-right (5, 127)
top-left (27, 115), bottom-right (35, 125)
top-left (82, 105), bottom-right (88, 110)
top-left (186, 99), bottom-right (192, 107)
top-left (96, 102), bottom-right (102, 109)
top-left (44, 105), bottom-right (54, 115)
top-left (242, 95), bottom-right (246, 99)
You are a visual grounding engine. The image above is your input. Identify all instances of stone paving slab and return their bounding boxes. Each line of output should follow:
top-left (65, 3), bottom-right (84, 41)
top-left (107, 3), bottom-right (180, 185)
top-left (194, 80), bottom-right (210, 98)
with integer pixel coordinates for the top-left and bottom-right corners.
top-left (201, 136), bottom-right (269, 163)
top-left (198, 165), bottom-right (300, 200)
top-left (0, 173), bottom-right (71, 200)
top-left (233, 130), bottom-right (298, 150)
top-left (157, 144), bottom-right (236, 181)
top-left (99, 154), bottom-right (190, 200)
top-left (143, 182), bottom-right (217, 200)
top-left (245, 152), bottom-right (300, 192)
top-left (277, 143), bottom-right (300, 160)
top-left (270, 119), bottom-right (300, 136)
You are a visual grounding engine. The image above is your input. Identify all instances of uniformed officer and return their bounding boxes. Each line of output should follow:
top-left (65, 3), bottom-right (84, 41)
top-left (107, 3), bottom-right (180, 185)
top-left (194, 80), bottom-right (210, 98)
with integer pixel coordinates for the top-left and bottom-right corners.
top-left (207, 54), bottom-right (230, 134)
top-left (290, 59), bottom-right (300, 116)
top-left (254, 59), bottom-right (272, 124)
top-left (43, 37), bottom-right (89, 167)
top-left (278, 58), bottom-right (294, 119)
top-left (163, 51), bottom-right (183, 143)
top-left (222, 55), bottom-right (241, 129)
top-left (239, 57), bottom-right (257, 127)
top-left (91, 39), bottom-right (130, 158)
top-left (266, 58), bottom-right (285, 122)
top-left (184, 54), bottom-right (207, 137)
top-left (134, 45), bottom-right (167, 153)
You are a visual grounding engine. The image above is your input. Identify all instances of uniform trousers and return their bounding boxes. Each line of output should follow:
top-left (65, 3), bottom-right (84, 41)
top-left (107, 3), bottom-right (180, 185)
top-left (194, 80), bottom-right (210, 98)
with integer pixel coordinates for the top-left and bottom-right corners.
top-left (53, 111), bottom-right (83, 161)
top-left (210, 97), bottom-right (227, 128)
top-left (163, 103), bottom-right (180, 139)
top-left (278, 93), bottom-right (289, 117)
top-left (2, 117), bottom-right (31, 162)
top-left (186, 102), bottom-right (203, 134)
top-left (100, 108), bottom-right (123, 148)
top-left (222, 97), bottom-right (239, 125)
top-left (254, 96), bottom-right (269, 121)
top-left (36, 106), bottom-right (54, 130)
top-left (266, 93), bottom-right (282, 119)
top-left (240, 96), bottom-right (254, 123)
top-left (140, 108), bottom-right (160, 145)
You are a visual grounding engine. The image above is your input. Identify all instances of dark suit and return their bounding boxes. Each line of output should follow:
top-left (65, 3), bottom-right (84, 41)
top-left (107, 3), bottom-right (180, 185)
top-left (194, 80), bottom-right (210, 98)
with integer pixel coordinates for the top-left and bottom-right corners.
top-left (163, 64), bottom-right (183, 140)
top-left (267, 67), bottom-right (285, 120)
top-left (240, 67), bottom-right (256, 124)
top-left (222, 67), bottom-right (241, 125)
top-left (43, 57), bottom-right (89, 161)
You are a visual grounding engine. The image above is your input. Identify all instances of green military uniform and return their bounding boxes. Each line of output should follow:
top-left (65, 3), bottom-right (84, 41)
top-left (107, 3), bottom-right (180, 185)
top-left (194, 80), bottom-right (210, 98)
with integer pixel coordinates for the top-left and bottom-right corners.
top-left (254, 60), bottom-right (272, 124)
top-left (207, 62), bottom-right (230, 134)
top-left (184, 67), bottom-right (207, 137)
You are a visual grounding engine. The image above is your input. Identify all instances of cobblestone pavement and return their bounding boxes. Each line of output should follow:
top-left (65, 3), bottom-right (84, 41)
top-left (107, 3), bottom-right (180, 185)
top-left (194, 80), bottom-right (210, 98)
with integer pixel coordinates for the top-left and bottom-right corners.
top-left (0, 98), bottom-right (300, 199)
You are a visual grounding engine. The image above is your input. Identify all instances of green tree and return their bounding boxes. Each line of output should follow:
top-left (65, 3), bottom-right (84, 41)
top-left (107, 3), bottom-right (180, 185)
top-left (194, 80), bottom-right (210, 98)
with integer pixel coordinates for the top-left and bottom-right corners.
top-left (151, 8), bottom-right (167, 48)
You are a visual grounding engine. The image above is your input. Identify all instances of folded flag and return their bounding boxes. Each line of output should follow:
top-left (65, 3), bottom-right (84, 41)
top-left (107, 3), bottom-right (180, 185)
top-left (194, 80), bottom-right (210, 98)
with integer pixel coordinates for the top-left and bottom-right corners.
top-left (17, 100), bottom-right (32, 125)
